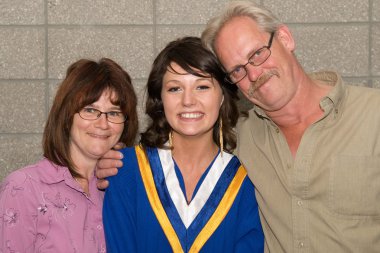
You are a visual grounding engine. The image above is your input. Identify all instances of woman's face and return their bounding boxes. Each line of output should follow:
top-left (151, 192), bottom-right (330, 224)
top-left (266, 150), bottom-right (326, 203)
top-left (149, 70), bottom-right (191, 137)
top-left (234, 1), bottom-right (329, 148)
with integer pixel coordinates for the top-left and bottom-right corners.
top-left (69, 89), bottom-right (124, 164)
top-left (161, 62), bottom-right (224, 141)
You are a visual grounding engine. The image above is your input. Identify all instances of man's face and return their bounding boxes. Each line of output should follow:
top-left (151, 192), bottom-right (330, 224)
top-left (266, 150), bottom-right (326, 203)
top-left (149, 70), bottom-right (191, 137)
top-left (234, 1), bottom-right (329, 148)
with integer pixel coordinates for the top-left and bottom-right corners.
top-left (214, 16), bottom-right (297, 112)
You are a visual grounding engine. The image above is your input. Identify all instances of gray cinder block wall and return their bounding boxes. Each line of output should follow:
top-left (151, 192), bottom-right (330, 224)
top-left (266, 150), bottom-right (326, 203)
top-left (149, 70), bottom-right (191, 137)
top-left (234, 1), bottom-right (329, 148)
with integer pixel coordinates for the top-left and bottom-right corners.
top-left (0, 0), bottom-right (379, 180)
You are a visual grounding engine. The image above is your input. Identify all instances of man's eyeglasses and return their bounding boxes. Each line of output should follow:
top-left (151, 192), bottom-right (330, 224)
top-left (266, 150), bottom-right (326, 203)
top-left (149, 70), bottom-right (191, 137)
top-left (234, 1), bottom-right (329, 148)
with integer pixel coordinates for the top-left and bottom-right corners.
top-left (225, 32), bottom-right (275, 85)
top-left (78, 107), bottom-right (127, 124)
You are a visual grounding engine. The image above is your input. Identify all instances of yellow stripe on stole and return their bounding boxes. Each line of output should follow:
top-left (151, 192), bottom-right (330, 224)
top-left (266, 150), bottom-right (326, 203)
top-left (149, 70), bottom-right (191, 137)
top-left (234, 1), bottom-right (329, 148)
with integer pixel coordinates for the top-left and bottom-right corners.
top-left (136, 145), bottom-right (247, 253)
top-left (136, 145), bottom-right (184, 253)
top-left (189, 166), bottom-right (247, 253)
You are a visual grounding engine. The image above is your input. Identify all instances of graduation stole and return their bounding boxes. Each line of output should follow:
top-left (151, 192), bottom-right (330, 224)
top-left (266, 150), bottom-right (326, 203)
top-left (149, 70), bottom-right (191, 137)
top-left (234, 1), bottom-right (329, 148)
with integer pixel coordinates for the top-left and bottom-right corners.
top-left (135, 145), bottom-right (247, 253)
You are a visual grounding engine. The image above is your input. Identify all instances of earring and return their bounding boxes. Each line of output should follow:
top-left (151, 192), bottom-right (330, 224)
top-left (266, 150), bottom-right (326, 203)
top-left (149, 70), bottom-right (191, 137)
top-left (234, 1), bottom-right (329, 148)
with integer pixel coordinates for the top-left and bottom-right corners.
top-left (169, 131), bottom-right (173, 149)
top-left (219, 117), bottom-right (223, 156)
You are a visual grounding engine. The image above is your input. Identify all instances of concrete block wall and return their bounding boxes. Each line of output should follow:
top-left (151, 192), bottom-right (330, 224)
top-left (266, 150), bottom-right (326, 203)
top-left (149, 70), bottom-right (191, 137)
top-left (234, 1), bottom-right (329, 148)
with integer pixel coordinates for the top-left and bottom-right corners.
top-left (0, 0), bottom-right (379, 180)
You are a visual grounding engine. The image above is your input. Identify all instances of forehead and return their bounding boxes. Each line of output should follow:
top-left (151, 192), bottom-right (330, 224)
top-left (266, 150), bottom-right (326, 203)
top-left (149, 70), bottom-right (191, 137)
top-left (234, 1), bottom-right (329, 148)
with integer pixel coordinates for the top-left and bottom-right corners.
top-left (215, 16), bottom-right (268, 69)
top-left (163, 62), bottom-right (209, 80)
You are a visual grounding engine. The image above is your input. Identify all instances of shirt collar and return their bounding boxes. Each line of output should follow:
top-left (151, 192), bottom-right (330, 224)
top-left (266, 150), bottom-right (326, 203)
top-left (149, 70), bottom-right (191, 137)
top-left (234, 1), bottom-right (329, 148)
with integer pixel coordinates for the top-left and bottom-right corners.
top-left (252, 71), bottom-right (345, 118)
top-left (38, 158), bottom-right (70, 184)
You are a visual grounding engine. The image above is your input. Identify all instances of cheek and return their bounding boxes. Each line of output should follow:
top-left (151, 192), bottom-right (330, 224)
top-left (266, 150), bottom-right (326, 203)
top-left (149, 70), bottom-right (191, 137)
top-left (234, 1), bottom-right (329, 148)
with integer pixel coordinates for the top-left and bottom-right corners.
top-left (207, 100), bottom-right (223, 121)
top-left (115, 125), bottom-right (125, 136)
top-left (71, 116), bottom-right (88, 134)
top-left (236, 81), bottom-right (251, 94)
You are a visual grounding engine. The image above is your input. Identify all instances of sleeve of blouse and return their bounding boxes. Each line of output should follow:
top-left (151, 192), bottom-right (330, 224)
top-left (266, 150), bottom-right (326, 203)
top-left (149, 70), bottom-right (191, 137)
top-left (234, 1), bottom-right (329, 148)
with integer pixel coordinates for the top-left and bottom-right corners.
top-left (234, 177), bottom-right (265, 253)
top-left (0, 171), bottom-right (36, 252)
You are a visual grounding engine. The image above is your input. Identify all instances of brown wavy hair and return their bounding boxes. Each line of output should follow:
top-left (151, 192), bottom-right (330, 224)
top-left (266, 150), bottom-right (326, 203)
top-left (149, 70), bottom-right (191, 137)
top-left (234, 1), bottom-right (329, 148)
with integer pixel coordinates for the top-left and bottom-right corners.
top-left (43, 58), bottom-right (138, 177)
top-left (140, 37), bottom-right (239, 153)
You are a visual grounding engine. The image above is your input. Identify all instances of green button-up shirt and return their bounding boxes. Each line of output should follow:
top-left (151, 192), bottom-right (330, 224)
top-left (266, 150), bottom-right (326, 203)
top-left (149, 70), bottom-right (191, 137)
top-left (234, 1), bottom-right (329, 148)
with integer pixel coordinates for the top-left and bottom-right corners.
top-left (236, 71), bottom-right (380, 252)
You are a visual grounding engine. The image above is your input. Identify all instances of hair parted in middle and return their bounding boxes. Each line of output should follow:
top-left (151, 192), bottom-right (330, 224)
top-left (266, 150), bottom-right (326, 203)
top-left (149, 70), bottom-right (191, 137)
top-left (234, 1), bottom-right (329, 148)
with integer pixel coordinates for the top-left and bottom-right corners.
top-left (140, 36), bottom-right (239, 153)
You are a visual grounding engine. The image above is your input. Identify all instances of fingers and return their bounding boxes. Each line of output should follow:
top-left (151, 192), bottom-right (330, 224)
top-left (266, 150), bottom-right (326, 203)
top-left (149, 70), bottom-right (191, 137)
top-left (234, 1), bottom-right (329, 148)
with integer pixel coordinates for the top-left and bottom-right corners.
top-left (101, 149), bottom-right (124, 159)
top-left (96, 147), bottom-right (124, 190)
top-left (113, 142), bottom-right (126, 150)
top-left (97, 179), bottom-right (110, 190)
top-left (96, 166), bottom-right (119, 179)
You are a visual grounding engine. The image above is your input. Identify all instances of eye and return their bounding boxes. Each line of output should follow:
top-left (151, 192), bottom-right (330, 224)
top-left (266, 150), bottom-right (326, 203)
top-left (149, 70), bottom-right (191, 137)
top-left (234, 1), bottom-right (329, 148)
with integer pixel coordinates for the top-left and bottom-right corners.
top-left (83, 107), bottom-right (97, 113)
top-left (252, 47), bottom-right (266, 59)
top-left (167, 86), bottom-right (182, 92)
top-left (197, 85), bottom-right (210, 90)
top-left (231, 66), bottom-right (244, 77)
top-left (107, 111), bottom-right (122, 117)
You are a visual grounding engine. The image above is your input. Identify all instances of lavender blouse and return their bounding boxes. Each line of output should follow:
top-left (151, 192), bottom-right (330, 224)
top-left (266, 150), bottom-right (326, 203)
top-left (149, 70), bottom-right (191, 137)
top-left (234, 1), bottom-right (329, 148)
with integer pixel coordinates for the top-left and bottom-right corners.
top-left (0, 158), bottom-right (106, 253)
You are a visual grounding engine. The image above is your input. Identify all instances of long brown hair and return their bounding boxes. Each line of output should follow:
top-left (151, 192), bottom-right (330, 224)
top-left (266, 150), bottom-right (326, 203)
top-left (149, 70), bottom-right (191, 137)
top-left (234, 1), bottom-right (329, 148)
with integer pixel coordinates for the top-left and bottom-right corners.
top-left (140, 37), bottom-right (239, 153)
top-left (43, 58), bottom-right (138, 177)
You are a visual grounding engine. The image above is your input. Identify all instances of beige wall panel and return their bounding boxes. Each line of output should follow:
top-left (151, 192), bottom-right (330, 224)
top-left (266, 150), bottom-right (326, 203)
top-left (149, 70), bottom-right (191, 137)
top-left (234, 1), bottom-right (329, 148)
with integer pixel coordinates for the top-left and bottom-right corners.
top-left (292, 25), bottom-right (369, 76)
top-left (0, 135), bottom-right (43, 180)
top-left (48, 0), bottom-right (153, 24)
top-left (0, 28), bottom-right (45, 79)
top-left (0, 0), bottom-right (44, 24)
top-left (48, 27), bottom-right (154, 79)
top-left (0, 81), bottom-right (46, 133)
top-left (265, 0), bottom-right (368, 23)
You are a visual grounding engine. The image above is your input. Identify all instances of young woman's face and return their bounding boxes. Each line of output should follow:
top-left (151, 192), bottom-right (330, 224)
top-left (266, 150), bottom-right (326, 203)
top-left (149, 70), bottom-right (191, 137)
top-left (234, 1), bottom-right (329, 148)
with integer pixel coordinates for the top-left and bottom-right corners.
top-left (161, 62), bottom-right (224, 141)
top-left (70, 89), bottom-right (124, 163)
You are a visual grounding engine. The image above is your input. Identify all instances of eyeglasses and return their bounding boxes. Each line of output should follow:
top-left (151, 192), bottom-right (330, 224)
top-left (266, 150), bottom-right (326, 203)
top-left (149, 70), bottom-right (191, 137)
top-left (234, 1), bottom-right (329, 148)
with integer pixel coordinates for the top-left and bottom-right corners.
top-left (78, 107), bottom-right (127, 124)
top-left (225, 32), bottom-right (275, 85)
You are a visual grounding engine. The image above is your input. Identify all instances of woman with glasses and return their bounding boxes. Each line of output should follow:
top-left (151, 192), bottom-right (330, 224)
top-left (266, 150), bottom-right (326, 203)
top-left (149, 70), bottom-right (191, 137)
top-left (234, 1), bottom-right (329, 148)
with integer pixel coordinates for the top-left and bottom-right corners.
top-left (102, 37), bottom-right (264, 253)
top-left (0, 58), bottom-right (138, 252)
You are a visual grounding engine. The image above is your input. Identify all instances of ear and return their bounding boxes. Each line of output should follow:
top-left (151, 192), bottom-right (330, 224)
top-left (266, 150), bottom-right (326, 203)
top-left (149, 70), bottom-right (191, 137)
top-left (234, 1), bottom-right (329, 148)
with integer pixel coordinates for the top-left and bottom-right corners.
top-left (276, 25), bottom-right (295, 52)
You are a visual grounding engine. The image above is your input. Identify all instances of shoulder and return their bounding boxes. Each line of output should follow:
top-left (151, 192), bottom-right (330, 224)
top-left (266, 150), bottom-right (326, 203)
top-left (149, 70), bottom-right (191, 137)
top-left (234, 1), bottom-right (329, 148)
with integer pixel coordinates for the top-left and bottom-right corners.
top-left (342, 85), bottom-right (380, 116)
top-left (237, 109), bottom-right (265, 134)
top-left (345, 84), bottom-right (380, 100)
top-left (107, 146), bottom-right (140, 185)
top-left (1, 159), bottom-right (51, 187)
top-left (0, 160), bottom-right (50, 209)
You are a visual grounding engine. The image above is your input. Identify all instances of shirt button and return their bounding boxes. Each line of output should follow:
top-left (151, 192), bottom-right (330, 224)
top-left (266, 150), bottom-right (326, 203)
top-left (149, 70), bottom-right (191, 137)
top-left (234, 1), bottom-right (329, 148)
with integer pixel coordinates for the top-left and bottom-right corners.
top-left (275, 128), bottom-right (280, 133)
top-left (297, 200), bottom-right (303, 206)
top-left (97, 224), bottom-right (103, 230)
top-left (299, 242), bottom-right (304, 248)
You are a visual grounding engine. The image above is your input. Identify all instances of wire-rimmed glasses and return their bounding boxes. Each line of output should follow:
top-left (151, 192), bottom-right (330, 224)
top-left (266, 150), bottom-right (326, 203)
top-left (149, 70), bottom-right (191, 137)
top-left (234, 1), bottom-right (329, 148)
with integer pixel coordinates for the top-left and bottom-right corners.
top-left (78, 107), bottom-right (127, 124)
top-left (225, 32), bottom-right (275, 85)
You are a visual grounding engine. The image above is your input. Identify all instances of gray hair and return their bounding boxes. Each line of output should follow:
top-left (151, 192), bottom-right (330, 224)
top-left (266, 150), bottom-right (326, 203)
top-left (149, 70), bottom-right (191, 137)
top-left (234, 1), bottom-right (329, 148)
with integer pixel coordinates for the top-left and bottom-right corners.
top-left (201, 1), bottom-right (282, 55)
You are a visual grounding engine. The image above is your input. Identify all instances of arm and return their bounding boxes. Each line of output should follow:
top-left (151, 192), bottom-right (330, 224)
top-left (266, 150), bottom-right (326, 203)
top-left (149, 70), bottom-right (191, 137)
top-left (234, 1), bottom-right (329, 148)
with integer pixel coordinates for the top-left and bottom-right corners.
top-left (234, 177), bottom-right (265, 253)
top-left (0, 172), bottom-right (36, 252)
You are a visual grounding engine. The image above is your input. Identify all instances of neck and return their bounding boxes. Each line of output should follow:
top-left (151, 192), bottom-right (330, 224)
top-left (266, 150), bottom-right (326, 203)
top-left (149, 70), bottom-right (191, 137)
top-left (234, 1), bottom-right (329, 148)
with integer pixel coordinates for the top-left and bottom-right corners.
top-left (265, 74), bottom-right (332, 157)
top-left (170, 133), bottom-right (219, 202)
top-left (69, 150), bottom-right (98, 195)
top-left (171, 135), bottom-right (219, 168)
top-left (266, 74), bottom-right (331, 128)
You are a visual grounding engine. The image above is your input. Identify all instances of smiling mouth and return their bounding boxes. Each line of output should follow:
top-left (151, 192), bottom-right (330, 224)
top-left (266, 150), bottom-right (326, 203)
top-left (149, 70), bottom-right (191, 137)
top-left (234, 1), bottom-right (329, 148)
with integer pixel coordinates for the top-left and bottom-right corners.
top-left (88, 133), bottom-right (109, 139)
top-left (179, 112), bottom-right (204, 119)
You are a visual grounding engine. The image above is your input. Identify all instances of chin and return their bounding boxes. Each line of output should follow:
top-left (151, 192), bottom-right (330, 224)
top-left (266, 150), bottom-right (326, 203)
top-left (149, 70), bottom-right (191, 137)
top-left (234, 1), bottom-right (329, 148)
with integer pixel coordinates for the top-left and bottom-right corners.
top-left (89, 148), bottom-right (110, 158)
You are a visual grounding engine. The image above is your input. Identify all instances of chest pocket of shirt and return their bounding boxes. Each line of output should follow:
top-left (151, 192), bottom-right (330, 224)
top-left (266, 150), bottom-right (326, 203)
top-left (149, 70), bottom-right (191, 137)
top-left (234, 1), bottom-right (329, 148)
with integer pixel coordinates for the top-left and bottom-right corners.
top-left (328, 155), bottom-right (380, 218)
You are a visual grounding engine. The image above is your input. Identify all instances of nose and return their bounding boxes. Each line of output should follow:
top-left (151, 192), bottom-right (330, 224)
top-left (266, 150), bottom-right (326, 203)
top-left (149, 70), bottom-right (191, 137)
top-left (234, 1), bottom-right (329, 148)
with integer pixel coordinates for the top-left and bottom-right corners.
top-left (245, 63), bottom-right (263, 82)
top-left (94, 113), bottom-right (109, 129)
top-left (182, 90), bottom-right (196, 107)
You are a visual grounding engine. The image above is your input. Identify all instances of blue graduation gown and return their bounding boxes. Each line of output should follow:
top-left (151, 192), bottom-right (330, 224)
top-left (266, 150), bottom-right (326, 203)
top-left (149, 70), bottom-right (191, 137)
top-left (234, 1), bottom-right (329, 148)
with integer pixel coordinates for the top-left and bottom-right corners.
top-left (103, 146), bottom-right (264, 253)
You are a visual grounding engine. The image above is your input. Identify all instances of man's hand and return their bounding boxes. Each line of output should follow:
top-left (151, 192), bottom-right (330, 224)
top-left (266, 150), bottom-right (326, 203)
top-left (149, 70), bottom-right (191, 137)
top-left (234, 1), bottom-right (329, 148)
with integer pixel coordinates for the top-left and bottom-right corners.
top-left (96, 149), bottom-right (124, 190)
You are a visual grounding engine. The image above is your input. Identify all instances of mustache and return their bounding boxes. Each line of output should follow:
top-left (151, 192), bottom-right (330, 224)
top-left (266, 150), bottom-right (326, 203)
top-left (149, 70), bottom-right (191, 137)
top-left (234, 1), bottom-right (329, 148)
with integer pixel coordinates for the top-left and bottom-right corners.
top-left (248, 69), bottom-right (280, 97)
